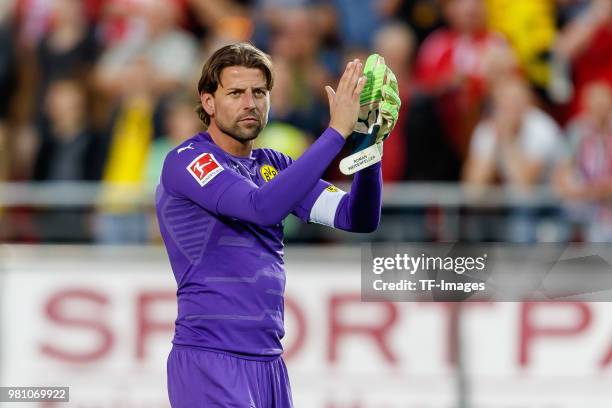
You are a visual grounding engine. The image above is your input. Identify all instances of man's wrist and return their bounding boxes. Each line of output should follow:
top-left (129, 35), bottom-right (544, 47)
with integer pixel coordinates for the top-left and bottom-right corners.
top-left (326, 126), bottom-right (349, 141)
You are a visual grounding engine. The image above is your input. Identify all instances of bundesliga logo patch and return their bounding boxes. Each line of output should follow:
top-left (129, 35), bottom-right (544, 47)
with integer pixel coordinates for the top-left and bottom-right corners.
top-left (187, 153), bottom-right (223, 186)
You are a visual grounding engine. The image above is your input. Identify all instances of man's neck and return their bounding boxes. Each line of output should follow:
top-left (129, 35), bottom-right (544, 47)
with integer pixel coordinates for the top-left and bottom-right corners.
top-left (207, 124), bottom-right (253, 157)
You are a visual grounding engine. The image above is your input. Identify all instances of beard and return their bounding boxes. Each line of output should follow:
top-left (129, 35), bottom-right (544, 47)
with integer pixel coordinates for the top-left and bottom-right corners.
top-left (215, 113), bottom-right (266, 143)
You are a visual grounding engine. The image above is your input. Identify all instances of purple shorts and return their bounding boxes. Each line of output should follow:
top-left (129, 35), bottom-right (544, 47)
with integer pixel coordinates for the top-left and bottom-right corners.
top-left (167, 345), bottom-right (293, 408)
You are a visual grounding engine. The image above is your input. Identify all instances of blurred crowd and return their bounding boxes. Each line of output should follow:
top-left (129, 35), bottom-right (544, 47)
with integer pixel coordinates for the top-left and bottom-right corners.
top-left (1, 0), bottom-right (612, 243)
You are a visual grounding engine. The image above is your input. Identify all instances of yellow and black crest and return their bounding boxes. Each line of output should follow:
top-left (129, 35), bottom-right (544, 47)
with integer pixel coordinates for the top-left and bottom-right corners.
top-left (260, 165), bottom-right (279, 182)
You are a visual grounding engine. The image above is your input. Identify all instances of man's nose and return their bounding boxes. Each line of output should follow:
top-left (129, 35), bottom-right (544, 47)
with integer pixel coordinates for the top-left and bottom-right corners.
top-left (241, 89), bottom-right (257, 109)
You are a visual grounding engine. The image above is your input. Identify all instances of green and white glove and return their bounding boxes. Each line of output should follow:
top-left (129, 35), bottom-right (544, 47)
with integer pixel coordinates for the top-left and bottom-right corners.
top-left (340, 54), bottom-right (401, 175)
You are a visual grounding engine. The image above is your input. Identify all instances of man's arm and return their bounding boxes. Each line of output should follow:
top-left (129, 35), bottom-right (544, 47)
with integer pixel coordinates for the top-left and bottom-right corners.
top-left (333, 163), bottom-right (382, 233)
top-left (163, 127), bottom-right (346, 226)
top-left (286, 158), bottom-right (381, 233)
top-left (216, 128), bottom-right (345, 225)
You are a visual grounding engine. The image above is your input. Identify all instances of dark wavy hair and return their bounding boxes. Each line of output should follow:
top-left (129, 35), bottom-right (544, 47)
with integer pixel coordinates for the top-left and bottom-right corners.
top-left (196, 43), bottom-right (274, 129)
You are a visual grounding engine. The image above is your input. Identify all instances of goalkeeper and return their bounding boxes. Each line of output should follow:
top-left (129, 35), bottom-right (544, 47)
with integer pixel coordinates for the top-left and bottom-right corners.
top-left (156, 43), bottom-right (399, 408)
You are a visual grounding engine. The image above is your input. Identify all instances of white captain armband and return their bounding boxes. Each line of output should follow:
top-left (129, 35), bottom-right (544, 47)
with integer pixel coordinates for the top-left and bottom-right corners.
top-left (309, 185), bottom-right (347, 227)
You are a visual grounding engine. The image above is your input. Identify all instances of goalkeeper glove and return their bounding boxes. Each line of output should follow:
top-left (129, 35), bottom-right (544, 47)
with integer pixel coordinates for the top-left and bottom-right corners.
top-left (340, 54), bottom-right (401, 175)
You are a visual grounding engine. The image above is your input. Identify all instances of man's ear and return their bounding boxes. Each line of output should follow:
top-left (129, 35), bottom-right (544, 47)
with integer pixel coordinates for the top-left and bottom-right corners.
top-left (200, 93), bottom-right (215, 116)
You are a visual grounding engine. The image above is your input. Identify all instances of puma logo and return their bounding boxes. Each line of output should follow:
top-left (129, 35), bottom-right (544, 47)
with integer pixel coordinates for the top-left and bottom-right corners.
top-left (177, 143), bottom-right (194, 154)
top-left (357, 108), bottom-right (379, 129)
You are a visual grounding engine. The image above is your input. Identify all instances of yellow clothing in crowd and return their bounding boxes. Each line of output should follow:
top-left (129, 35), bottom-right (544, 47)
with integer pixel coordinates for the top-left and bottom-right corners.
top-left (103, 97), bottom-right (153, 183)
top-left (101, 97), bottom-right (154, 212)
top-left (486, 0), bottom-right (557, 88)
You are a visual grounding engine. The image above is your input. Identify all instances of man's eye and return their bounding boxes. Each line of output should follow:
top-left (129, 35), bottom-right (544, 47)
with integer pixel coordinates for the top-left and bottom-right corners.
top-left (254, 89), bottom-right (266, 96)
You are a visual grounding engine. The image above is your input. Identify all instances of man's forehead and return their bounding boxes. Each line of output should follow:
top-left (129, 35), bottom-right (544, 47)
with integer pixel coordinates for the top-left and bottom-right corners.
top-left (219, 66), bottom-right (267, 89)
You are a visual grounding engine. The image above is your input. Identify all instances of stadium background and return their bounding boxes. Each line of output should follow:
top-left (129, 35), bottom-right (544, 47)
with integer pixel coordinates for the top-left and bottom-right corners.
top-left (1, 0), bottom-right (612, 406)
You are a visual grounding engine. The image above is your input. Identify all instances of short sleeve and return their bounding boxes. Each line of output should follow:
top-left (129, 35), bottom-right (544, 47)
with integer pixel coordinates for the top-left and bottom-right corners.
top-left (522, 110), bottom-right (563, 162)
top-left (470, 121), bottom-right (497, 159)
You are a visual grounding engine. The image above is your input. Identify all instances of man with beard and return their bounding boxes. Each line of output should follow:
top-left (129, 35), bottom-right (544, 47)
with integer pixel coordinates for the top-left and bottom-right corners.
top-left (156, 42), bottom-right (396, 407)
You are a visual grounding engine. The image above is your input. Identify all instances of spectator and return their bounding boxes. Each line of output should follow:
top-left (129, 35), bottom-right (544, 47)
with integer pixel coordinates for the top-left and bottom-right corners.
top-left (145, 92), bottom-right (202, 188)
top-left (11, 0), bottom-right (51, 177)
top-left (95, 56), bottom-right (160, 244)
top-left (252, 0), bottom-right (335, 52)
top-left (266, 6), bottom-right (332, 137)
top-left (385, 0), bottom-right (446, 46)
top-left (552, 0), bottom-right (612, 117)
top-left (13, 0), bottom-right (54, 48)
top-left (554, 81), bottom-right (612, 242)
top-left (255, 51), bottom-right (312, 159)
top-left (463, 77), bottom-right (563, 241)
top-left (374, 21), bottom-right (460, 182)
top-left (464, 77), bottom-right (562, 188)
top-left (96, 0), bottom-right (199, 97)
top-left (34, 79), bottom-right (101, 181)
top-left (32, 79), bottom-right (101, 242)
top-left (486, 0), bottom-right (557, 93)
top-left (93, 0), bottom-right (203, 46)
top-left (90, 0), bottom-right (143, 47)
top-left (414, 0), bottom-right (515, 159)
top-left (185, 0), bottom-right (252, 42)
top-left (373, 21), bottom-right (413, 182)
top-left (332, 0), bottom-right (387, 49)
top-left (34, 0), bottom-right (99, 121)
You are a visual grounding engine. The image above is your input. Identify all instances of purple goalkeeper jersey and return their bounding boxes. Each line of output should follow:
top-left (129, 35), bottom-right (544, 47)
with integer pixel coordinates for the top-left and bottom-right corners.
top-left (156, 132), bottom-right (332, 358)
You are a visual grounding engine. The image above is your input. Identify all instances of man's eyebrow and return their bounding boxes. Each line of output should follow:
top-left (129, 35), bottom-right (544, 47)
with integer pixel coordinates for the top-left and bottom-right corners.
top-left (225, 86), bottom-right (268, 92)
